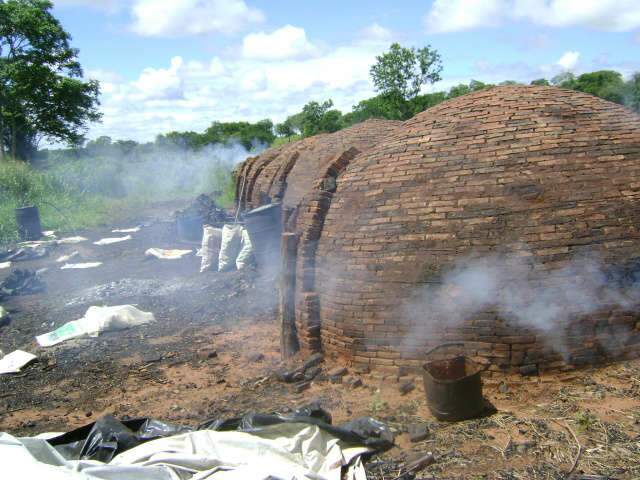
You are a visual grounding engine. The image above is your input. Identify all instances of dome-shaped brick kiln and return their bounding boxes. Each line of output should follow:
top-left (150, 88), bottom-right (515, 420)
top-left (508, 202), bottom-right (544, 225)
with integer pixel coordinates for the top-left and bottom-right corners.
top-left (236, 119), bottom-right (401, 211)
top-left (292, 86), bottom-right (640, 373)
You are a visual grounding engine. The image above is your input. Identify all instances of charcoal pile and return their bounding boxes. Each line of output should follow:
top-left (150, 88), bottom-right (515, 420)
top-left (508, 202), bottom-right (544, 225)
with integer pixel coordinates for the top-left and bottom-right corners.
top-left (176, 194), bottom-right (230, 226)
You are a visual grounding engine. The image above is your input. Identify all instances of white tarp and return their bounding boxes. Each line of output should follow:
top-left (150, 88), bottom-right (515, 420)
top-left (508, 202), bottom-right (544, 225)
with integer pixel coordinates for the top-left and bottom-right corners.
top-left (93, 235), bottom-right (132, 246)
top-left (0, 261), bottom-right (11, 269)
top-left (56, 252), bottom-right (80, 263)
top-left (145, 248), bottom-right (192, 260)
top-left (0, 350), bottom-right (37, 375)
top-left (112, 227), bottom-right (140, 233)
top-left (36, 305), bottom-right (155, 347)
top-left (60, 262), bottom-right (103, 270)
top-left (0, 422), bottom-right (369, 480)
top-left (56, 236), bottom-right (88, 245)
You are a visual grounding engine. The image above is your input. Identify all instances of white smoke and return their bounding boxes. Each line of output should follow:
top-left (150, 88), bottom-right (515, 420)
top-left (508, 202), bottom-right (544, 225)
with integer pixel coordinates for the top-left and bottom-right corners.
top-left (402, 250), bottom-right (640, 359)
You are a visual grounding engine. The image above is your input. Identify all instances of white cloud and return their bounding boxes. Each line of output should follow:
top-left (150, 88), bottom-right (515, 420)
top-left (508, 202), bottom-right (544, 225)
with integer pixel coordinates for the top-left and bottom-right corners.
top-left (360, 23), bottom-right (393, 41)
top-left (85, 39), bottom-right (386, 142)
top-left (53, 0), bottom-right (125, 11)
top-left (132, 56), bottom-right (185, 100)
top-left (131, 0), bottom-right (264, 37)
top-left (425, 0), bottom-right (504, 33)
top-left (425, 0), bottom-right (640, 33)
top-left (556, 50), bottom-right (580, 70)
top-left (242, 25), bottom-right (318, 60)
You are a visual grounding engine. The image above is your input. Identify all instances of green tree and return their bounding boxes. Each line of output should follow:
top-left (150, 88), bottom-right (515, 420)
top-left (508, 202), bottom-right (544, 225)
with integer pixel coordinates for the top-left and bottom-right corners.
top-left (624, 73), bottom-right (640, 112)
top-left (299, 100), bottom-right (343, 137)
top-left (530, 78), bottom-right (550, 86)
top-left (0, 0), bottom-right (101, 159)
top-left (370, 43), bottom-right (442, 101)
top-left (570, 70), bottom-right (625, 104)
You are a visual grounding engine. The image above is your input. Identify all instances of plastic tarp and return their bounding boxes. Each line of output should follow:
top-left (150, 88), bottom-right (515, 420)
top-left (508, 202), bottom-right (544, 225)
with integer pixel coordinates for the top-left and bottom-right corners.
top-left (60, 263), bottom-right (102, 270)
top-left (57, 236), bottom-right (88, 245)
top-left (218, 225), bottom-right (242, 272)
top-left (0, 407), bottom-right (392, 479)
top-left (0, 246), bottom-right (49, 262)
top-left (56, 252), bottom-right (80, 263)
top-left (36, 305), bottom-right (155, 347)
top-left (145, 249), bottom-right (192, 260)
top-left (0, 350), bottom-right (37, 374)
top-left (93, 236), bottom-right (132, 246)
top-left (200, 226), bottom-right (222, 273)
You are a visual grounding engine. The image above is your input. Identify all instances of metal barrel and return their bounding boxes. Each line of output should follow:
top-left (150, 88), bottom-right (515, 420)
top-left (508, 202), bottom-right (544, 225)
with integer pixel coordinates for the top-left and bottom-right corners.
top-left (422, 355), bottom-right (485, 421)
top-left (176, 214), bottom-right (204, 243)
top-left (243, 203), bottom-right (282, 271)
top-left (15, 205), bottom-right (42, 241)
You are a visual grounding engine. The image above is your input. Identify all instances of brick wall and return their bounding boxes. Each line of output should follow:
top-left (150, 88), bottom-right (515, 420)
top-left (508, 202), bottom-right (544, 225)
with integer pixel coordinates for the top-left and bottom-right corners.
top-left (311, 86), bottom-right (640, 373)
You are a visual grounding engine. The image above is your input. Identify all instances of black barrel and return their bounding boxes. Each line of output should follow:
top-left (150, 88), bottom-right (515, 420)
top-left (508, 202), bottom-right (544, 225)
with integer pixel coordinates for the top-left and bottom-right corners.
top-left (15, 205), bottom-right (42, 241)
top-left (176, 214), bottom-right (204, 243)
top-left (243, 203), bottom-right (282, 271)
top-left (421, 343), bottom-right (486, 421)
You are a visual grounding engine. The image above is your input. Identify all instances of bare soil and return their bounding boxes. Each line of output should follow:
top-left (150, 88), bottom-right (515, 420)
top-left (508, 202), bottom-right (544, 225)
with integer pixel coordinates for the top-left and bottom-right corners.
top-left (1, 203), bottom-right (639, 479)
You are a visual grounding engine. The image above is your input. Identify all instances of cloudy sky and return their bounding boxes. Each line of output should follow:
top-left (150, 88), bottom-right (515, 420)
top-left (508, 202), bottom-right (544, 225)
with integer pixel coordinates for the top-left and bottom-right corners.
top-left (51, 0), bottom-right (640, 143)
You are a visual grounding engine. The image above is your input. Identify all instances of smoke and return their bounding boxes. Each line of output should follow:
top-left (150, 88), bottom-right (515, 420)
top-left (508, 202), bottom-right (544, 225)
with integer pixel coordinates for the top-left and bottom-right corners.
top-left (49, 141), bottom-right (265, 201)
top-left (401, 250), bottom-right (640, 358)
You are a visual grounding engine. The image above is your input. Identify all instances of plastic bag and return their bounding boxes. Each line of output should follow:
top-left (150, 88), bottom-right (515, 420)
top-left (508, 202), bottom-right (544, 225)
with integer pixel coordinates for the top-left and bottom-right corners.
top-left (200, 226), bottom-right (222, 273)
top-left (218, 225), bottom-right (242, 272)
top-left (36, 305), bottom-right (155, 347)
top-left (236, 228), bottom-right (254, 270)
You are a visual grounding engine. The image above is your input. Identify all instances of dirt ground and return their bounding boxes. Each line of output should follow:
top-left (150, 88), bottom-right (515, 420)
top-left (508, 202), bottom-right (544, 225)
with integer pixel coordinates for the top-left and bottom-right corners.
top-left (1, 203), bottom-right (639, 479)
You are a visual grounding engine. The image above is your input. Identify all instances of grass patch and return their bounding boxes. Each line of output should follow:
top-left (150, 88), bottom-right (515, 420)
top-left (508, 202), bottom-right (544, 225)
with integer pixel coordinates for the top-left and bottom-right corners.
top-left (0, 157), bottom-right (237, 244)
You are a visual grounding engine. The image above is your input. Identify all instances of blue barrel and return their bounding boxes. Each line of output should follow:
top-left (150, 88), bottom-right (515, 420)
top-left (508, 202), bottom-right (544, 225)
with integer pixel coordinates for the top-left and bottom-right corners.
top-left (15, 206), bottom-right (42, 241)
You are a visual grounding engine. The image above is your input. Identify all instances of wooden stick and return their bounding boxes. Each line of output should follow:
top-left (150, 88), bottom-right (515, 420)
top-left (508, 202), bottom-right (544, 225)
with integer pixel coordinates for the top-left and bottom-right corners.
top-left (552, 419), bottom-right (583, 478)
top-left (279, 233), bottom-right (299, 358)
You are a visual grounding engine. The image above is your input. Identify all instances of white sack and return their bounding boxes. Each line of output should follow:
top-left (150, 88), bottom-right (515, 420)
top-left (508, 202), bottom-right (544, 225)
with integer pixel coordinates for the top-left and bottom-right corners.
top-left (145, 248), bottom-right (192, 260)
top-left (112, 227), bottom-right (140, 233)
top-left (93, 235), bottom-right (132, 246)
top-left (0, 422), bottom-right (370, 480)
top-left (36, 305), bottom-right (155, 347)
top-left (218, 225), bottom-right (243, 272)
top-left (0, 261), bottom-right (11, 269)
top-left (200, 226), bottom-right (222, 273)
top-left (60, 262), bottom-right (102, 270)
top-left (0, 350), bottom-right (37, 375)
top-left (236, 228), bottom-right (254, 270)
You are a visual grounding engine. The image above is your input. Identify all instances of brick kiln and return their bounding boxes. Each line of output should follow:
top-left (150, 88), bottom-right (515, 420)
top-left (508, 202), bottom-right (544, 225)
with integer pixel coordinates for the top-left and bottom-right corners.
top-left (235, 119), bottom-right (401, 211)
top-left (239, 86), bottom-right (640, 373)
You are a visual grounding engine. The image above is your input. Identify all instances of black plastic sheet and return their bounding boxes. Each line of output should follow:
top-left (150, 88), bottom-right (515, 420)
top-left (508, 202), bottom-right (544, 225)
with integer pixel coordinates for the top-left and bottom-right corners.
top-left (0, 269), bottom-right (46, 299)
top-left (47, 405), bottom-right (395, 462)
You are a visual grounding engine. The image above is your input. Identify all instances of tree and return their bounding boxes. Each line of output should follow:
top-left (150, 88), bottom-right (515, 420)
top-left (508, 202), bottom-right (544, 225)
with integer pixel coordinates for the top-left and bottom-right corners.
top-left (370, 43), bottom-right (442, 101)
top-left (530, 78), bottom-right (550, 86)
top-left (570, 70), bottom-right (625, 104)
top-left (0, 0), bottom-right (101, 159)
top-left (624, 73), bottom-right (640, 112)
top-left (299, 100), bottom-right (343, 137)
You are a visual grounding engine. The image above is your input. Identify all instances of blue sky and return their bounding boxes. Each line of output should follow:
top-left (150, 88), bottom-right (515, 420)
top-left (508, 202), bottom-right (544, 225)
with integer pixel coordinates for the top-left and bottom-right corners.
top-left (51, 0), bottom-right (640, 143)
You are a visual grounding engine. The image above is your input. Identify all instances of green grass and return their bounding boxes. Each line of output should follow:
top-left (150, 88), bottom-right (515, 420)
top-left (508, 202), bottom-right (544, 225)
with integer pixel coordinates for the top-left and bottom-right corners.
top-left (0, 157), bottom-right (237, 244)
top-left (271, 134), bottom-right (301, 148)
